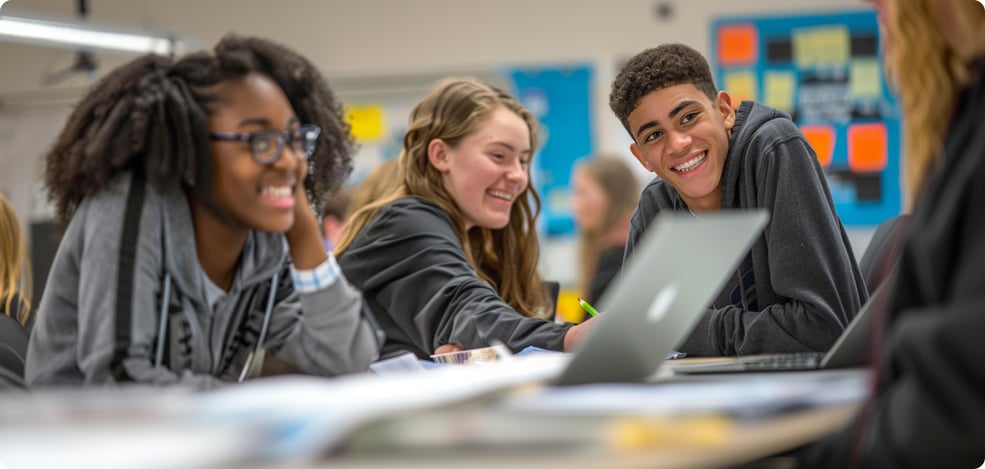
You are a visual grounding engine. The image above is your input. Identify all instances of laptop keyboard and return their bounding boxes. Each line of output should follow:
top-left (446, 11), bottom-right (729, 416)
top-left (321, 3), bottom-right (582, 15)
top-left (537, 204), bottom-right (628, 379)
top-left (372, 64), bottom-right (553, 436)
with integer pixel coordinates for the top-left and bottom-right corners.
top-left (738, 352), bottom-right (825, 371)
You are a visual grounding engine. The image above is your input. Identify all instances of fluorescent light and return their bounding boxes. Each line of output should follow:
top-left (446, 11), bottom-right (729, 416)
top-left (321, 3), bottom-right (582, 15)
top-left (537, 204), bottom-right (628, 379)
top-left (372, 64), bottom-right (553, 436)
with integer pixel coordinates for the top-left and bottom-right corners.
top-left (0, 16), bottom-right (188, 55)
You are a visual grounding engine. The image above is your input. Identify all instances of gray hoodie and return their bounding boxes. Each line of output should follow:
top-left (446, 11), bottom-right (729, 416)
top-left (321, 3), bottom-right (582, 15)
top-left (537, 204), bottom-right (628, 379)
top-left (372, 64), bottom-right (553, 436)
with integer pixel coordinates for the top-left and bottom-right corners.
top-left (626, 101), bottom-right (868, 356)
top-left (339, 197), bottom-right (572, 359)
top-left (26, 174), bottom-right (379, 388)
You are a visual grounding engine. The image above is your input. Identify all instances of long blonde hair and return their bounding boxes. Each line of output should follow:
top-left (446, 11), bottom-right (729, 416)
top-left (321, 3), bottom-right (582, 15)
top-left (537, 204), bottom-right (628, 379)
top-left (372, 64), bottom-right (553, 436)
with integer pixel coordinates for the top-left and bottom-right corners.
top-left (349, 159), bottom-right (401, 213)
top-left (336, 78), bottom-right (548, 317)
top-left (886, 0), bottom-right (982, 209)
top-left (574, 156), bottom-right (640, 300)
top-left (0, 195), bottom-right (31, 325)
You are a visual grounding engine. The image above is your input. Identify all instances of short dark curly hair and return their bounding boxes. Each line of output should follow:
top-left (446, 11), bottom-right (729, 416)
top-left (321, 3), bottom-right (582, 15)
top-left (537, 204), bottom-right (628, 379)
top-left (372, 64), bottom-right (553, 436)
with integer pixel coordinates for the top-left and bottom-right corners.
top-left (609, 43), bottom-right (718, 133)
top-left (45, 34), bottom-right (354, 225)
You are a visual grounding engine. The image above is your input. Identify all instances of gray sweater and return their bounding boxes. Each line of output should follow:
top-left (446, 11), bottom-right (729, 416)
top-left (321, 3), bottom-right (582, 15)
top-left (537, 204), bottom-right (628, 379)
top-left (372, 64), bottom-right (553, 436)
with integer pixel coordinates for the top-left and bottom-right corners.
top-left (338, 197), bottom-right (572, 359)
top-left (26, 174), bottom-right (379, 388)
top-left (626, 101), bottom-right (868, 356)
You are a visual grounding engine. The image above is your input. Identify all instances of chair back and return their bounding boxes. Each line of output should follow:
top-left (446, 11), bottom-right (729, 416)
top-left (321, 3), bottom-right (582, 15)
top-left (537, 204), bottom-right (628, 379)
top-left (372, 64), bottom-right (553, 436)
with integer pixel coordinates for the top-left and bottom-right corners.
top-left (859, 215), bottom-right (911, 294)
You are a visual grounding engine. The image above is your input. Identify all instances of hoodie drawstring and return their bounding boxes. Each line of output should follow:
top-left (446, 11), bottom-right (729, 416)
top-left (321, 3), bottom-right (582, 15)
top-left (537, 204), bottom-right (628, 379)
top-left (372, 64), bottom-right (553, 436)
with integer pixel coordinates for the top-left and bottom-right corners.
top-left (153, 274), bottom-right (172, 368)
top-left (154, 270), bottom-right (279, 381)
top-left (238, 271), bottom-right (278, 382)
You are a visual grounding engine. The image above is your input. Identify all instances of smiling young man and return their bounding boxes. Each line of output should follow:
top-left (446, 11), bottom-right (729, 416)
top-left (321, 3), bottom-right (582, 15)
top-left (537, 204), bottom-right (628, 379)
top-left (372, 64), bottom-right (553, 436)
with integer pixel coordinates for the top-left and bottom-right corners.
top-left (609, 43), bottom-right (867, 356)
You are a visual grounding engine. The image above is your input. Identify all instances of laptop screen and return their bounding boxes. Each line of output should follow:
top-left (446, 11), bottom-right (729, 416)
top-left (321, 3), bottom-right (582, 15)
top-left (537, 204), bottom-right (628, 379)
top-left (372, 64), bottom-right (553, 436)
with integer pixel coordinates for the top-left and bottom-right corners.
top-left (555, 210), bottom-right (769, 386)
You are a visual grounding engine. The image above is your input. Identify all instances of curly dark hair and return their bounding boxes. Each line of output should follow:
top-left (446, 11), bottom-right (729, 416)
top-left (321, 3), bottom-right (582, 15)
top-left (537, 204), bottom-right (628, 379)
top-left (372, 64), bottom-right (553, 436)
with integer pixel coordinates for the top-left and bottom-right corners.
top-left (609, 43), bottom-right (718, 133)
top-left (44, 34), bottom-right (354, 225)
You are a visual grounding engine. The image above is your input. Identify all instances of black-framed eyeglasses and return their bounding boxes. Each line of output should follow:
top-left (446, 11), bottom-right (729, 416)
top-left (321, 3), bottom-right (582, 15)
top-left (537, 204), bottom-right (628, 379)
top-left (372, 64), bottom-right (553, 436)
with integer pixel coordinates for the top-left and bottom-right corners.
top-left (210, 124), bottom-right (321, 165)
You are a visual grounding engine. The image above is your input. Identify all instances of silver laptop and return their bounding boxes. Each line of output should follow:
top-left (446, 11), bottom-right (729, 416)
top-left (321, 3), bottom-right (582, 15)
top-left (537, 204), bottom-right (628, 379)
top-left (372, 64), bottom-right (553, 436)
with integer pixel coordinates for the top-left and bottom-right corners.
top-left (554, 210), bottom-right (769, 386)
top-left (671, 279), bottom-right (890, 375)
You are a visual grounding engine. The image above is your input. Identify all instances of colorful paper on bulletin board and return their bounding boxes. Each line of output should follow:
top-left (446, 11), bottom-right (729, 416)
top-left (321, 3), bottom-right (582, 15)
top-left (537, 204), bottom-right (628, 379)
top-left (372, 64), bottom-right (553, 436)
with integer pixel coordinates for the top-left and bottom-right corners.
top-left (717, 23), bottom-right (758, 66)
top-left (345, 104), bottom-right (385, 142)
top-left (763, 70), bottom-right (797, 113)
top-left (507, 66), bottom-right (594, 236)
top-left (801, 124), bottom-right (836, 167)
top-left (850, 59), bottom-right (882, 98)
top-left (724, 70), bottom-right (757, 105)
top-left (711, 11), bottom-right (901, 226)
top-left (792, 25), bottom-right (850, 68)
top-left (848, 122), bottom-right (888, 172)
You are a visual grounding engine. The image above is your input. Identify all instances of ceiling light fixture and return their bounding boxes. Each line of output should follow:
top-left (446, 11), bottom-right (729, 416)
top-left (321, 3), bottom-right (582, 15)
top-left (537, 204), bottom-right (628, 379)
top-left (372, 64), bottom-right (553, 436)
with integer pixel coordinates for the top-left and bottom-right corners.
top-left (0, 15), bottom-right (190, 55)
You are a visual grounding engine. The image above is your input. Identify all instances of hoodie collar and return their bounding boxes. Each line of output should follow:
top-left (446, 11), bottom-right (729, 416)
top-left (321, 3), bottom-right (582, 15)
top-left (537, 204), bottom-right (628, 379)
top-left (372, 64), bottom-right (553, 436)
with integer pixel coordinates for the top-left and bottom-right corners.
top-left (718, 101), bottom-right (788, 209)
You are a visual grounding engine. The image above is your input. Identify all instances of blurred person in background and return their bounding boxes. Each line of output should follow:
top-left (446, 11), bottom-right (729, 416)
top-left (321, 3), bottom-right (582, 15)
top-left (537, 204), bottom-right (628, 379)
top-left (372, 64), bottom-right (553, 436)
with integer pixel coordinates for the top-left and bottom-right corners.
top-left (0, 194), bottom-right (31, 326)
top-left (570, 155), bottom-right (639, 305)
top-left (350, 158), bottom-right (401, 213)
top-left (320, 188), bottom-right (352, 251)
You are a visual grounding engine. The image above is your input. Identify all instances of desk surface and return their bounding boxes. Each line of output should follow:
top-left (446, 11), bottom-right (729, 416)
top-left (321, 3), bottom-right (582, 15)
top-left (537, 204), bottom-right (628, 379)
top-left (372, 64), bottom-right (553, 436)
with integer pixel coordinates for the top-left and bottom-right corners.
top-left (0, 357), bottom-right (865, 469)
top-left (321, 366), bottom-right (865, 469)
top-left (324, 404), bottom-right (857, 469)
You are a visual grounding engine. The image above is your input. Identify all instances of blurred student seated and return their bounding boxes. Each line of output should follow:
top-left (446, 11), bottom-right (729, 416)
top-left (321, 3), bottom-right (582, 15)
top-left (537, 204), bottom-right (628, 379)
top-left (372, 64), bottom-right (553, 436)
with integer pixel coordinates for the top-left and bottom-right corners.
top-left (320, 188), bottom-right (352, 251)
top-left (570, 155), bottom-right (639, 305)
top-left (350, 158), bottom-right (401, 213)
top-left (0, 194), bottom-right (31, 387)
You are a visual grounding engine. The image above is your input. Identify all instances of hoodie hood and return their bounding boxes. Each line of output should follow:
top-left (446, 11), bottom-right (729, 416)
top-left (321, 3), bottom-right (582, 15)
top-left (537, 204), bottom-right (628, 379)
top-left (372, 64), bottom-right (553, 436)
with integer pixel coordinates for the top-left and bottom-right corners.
top-left (718, 101), bottom-right (796, 209)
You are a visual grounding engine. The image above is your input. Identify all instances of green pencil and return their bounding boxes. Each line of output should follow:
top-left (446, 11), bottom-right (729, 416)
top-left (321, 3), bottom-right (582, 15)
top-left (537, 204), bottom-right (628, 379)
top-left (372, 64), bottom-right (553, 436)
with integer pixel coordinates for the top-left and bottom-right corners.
top-left (577, 298), bottom-right (599, 317)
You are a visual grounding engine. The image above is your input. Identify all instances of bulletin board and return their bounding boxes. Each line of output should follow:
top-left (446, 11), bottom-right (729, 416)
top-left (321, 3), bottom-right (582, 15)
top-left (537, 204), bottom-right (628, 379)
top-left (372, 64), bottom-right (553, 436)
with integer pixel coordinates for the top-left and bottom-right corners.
top-left (343, 101), bottom-right (411, 187)
top-left (508, 66), bottom-right (595, 236)
top-left (712, 11), bottom-right (900, 225)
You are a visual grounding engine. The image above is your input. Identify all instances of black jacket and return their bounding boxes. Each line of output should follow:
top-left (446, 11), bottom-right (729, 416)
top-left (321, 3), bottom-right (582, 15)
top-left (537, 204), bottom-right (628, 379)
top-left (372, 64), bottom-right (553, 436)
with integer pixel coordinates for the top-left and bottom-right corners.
top-left (800, 60), bottom-right (985, 468)
top-left (338, 197), bottom-right (571, 359)
top-left (627, 101), bottom-right (867, 356)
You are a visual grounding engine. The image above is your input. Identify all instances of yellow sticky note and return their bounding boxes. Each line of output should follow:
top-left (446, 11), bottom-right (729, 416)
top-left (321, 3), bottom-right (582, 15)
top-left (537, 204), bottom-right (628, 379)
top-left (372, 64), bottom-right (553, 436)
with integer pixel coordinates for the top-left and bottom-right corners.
top-left (794, 25), bottom-right (850, 67)
top-left (724, 70), bottom-right (757, 106)
top-left (814, 26), bottom-right (850, 65)
top-left (557, 290), bottom-right (586, 323)
top-left (850, 59), bottom-right (882, 98)
top-left (345, 104), bottom-right (385, 141)
top-left (792, 29), bottom-right (812, 67)
top-left (763, 70), bottom-right (797, 113)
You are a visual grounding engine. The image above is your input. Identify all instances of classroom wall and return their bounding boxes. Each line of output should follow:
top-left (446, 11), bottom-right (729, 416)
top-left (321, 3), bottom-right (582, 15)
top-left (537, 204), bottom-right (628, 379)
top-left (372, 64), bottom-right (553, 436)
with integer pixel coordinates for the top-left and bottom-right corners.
top-left (0, 0), bottom-right (878, 287)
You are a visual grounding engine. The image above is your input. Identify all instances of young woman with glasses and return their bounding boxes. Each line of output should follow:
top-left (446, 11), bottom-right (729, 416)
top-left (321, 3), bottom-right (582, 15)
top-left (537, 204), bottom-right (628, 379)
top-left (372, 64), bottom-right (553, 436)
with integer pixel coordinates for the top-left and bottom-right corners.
top-left (26, 35), bottom-right (380, 388)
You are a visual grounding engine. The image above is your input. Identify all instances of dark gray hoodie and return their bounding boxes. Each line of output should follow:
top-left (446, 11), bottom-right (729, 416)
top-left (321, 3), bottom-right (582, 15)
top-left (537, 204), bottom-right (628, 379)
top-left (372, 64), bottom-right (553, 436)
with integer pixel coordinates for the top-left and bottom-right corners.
top-left (26, 174), bottom-right (379, 388)
top-left (626, 101), bottom-right (868, 356)
top-left (339, 197), bottom-right (572, 360)
top-left (799, 55), bottom-right (985, 469)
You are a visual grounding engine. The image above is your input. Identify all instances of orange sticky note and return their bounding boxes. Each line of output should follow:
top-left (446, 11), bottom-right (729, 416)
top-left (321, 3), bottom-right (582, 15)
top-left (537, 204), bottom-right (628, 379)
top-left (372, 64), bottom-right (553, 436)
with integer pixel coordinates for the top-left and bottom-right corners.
top-left (801, 124), bottom-right (836, 168)
top-left (718, 24), bottom-right (758, 66)
top-left (848, 123), bottom-right (888, 172)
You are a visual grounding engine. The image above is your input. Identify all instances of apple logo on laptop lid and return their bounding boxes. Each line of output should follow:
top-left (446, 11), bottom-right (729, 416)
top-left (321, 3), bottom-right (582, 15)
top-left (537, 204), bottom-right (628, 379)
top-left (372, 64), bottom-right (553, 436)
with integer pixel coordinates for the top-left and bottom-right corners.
top-left (646, 284), bottom-right (678, 323)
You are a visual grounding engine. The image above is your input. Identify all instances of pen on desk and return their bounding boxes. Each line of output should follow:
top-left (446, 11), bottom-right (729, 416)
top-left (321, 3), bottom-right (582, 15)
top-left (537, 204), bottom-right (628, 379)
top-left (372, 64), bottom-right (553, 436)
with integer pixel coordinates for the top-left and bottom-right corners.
top-left (578, 298), bottom-right (599, 317)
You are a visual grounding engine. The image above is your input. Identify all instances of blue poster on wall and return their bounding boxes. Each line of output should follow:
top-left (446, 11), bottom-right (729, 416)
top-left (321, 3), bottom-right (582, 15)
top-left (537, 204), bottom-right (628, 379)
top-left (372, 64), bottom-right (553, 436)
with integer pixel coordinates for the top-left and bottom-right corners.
top-left (507, 66), bottom-right (594, 236)
top-left (712, 11), bottom-right (900, 225)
